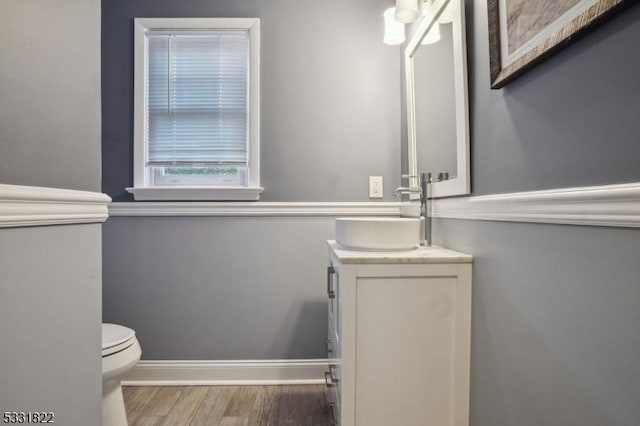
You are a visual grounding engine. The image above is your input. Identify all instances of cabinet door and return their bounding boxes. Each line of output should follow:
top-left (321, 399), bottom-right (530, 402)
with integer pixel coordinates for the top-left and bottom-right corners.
top-left (355, 276), bottom-right (459, 426)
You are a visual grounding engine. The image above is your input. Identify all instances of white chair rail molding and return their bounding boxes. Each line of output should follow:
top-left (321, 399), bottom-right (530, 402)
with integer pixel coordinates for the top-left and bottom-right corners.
top-left (108, 201), bottom-right (404, 217)
top-left (110, 181), bottom-right (640, 227)
top-left (431, 181), bottom-right (640, 228)
top-left (0, 184), bottom-right (111, 228)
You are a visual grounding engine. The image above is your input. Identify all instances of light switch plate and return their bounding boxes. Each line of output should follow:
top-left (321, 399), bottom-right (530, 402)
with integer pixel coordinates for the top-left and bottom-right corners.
top-left (369, 176), bottom-right (383, 198)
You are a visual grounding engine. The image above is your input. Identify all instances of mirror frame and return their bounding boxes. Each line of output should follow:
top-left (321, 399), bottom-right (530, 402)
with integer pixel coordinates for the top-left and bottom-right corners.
top-left (404, 0), bottom-right (470, 197)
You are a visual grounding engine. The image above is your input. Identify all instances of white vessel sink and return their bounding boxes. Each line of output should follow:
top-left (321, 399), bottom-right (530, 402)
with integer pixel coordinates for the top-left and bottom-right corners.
top-left (335, 217), bottom-right (421, 251)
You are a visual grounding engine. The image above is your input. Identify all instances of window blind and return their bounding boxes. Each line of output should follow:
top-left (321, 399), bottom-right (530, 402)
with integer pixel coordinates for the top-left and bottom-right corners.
top-left (146, 32), bottom-right (249, 166)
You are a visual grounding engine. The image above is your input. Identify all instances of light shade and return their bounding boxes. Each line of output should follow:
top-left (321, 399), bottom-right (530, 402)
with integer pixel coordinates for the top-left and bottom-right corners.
top-left (384, 8), bottom-right (405, 45)
top-left (395, 0), bottom-right (420, 23)
top-left (419, 0), bottom-right (442, 44)
top-left (438, 2), bottom-right (456, 24)
top-left (421, 22), bottom-right (441, 45)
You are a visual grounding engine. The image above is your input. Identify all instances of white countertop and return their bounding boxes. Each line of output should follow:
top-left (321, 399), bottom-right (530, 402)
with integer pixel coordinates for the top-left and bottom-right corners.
top-left (328, 240), bottom-right (472, 264)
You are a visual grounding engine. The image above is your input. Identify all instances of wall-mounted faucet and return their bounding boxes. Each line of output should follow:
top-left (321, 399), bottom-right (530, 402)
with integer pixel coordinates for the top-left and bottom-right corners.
top-left (394, 173), bottom-right (431, 246)
top-left (394, 172), bottom-right (451, 247)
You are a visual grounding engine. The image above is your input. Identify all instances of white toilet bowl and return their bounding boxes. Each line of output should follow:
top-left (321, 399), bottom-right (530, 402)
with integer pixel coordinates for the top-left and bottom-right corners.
top-left (102, 323), bottom-right (141, 426)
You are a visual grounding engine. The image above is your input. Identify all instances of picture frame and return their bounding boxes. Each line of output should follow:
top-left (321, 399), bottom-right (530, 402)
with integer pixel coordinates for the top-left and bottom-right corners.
top-left (488, 0), bottom-right (636, 89)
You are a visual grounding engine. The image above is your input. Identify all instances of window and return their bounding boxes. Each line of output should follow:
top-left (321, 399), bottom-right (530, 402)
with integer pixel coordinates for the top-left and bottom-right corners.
top-left (129, 18), bottom-right (262, 201)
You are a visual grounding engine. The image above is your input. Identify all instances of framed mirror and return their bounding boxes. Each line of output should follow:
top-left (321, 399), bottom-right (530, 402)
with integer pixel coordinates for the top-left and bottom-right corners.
top-left (405, 0), bottom-right (470, 197)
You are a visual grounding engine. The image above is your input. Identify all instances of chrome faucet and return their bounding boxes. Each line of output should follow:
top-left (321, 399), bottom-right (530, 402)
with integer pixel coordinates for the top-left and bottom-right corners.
top-left (392, 186), bottom-right (422, 197)
top-left (394, 173), bottom-right (432, 246)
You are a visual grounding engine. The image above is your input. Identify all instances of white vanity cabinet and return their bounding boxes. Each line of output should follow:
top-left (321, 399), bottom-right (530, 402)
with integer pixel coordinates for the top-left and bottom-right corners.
top-left (325, 241), bottom-right (472, 426)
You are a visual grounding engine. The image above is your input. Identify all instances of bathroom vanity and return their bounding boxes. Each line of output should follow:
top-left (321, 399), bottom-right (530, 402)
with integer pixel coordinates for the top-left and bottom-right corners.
top-left (325, 241), bottom-right (472, 426)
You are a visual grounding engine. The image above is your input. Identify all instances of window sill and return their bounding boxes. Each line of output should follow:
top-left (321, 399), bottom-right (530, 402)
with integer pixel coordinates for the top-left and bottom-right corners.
top-left (126, 186), bottom-right (264, 201)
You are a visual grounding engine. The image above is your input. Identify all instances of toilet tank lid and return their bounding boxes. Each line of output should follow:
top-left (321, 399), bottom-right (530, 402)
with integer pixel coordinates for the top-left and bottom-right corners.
top-left (102, 323), bottom-right (136, 350)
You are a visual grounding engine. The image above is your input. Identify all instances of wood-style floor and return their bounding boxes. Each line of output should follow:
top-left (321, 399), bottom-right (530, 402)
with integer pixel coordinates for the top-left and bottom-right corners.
top-left (123, 385), bottom-right (331, 426)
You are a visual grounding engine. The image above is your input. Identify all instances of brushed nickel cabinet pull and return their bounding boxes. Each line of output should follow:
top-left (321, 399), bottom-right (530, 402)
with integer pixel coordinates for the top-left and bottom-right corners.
top-left (327, 266), bottom-right (336, 299)
top-left (328, 402), bottom-right (338, 425)
top-left (324, 371), bottom-right (335, 388)
top-left (329, 364), bottom-right (340, 384)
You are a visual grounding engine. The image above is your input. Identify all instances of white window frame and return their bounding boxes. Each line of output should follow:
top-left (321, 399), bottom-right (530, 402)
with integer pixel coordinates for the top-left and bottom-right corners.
top-left (128, 18), bottom-right (262, 201)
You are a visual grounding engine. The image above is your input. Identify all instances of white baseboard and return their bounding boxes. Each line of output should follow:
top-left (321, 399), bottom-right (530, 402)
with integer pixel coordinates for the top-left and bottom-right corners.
top-left (122, 359), bottom-right (328, 386)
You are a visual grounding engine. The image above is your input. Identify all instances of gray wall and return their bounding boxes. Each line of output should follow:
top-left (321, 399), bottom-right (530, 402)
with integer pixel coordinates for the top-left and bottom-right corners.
top-left (464, 0), bottom-right (640, 195)
top-left (433, 220), bottom-right (640, 426)
top-left (0, 225), bottom-right (103, 425)
top-left (102, 0), bottom-right (402, 201)
top-left (0, 1), bottom-right (103, 423)
top-left (425, 1), bottom-right (640, 425)
top-left (0, 0), bottom-right (102, 192)
top-left (103, 217), bottom-right (335, 359)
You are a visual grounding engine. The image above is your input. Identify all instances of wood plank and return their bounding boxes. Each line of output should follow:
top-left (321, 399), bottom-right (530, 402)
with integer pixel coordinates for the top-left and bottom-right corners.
top-left (124, 386), bottom-right (161, 425)
top-left (249, 385), bottom-right (281, 425)
top-left (305, 385), bottom-right (331, 426)
top-left (312, 384), bottom-right (331, 426)
top-left (140, 386), bottom-right (183, 417)
top-left (160, 386), bottom-right (209, 426)
top-left (122, 385), bottom-right (136, 401)
top-left (223, 386), bottom-right (258, 417)
top-left (218, 417), bottom-right (249, 426)
top-left (123, 385), bottom-right (330, 426)
top-left (277, 385), bottom-right (316, 426)
top-left (132, 416), bottom-right (164, 426)
top-left (189, 386), bottom-right (235, 426)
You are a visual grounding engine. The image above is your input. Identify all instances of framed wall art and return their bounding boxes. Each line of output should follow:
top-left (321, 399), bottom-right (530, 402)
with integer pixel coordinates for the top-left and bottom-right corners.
top-left (488, 0), bottom-right (636, 88)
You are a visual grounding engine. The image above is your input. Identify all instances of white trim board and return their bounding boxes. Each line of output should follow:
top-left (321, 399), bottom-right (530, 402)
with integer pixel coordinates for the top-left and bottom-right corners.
top-left (432, 182), bottom-right (640, 228)
top-left (122, 359), bottom-right (328, 386)
top-left (109, 201), bottom-right (403, 217)
top-left (0, 184), bottom-right (111, 228)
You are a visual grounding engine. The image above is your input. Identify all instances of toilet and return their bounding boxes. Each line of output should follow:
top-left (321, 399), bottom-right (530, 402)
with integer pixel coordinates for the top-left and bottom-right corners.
top-left (102, 323), bottom-right (141, 426)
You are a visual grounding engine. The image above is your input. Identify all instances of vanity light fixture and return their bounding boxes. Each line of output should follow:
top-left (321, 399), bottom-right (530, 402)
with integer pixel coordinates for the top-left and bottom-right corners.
top-left (384, 0), bottom-right (435, 46)
top-left (420, 1), bottom-right (441, 44)
top-left (421, 24), bottom-right (441, 44)
top-left (394, 0), bottom-right (420, 23)
top-left (438, 3), bottom-right (456, 24)
top-left (384, 8), bottom-right (405, 45)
